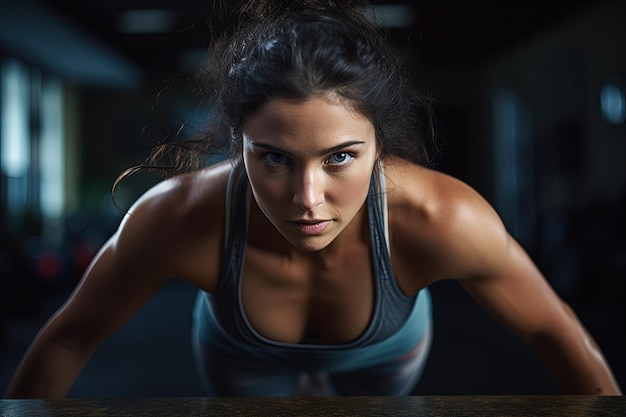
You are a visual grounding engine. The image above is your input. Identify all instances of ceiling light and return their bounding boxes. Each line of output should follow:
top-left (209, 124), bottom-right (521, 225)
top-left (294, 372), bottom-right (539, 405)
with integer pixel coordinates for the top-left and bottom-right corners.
top-left (363, 4), bottom-right (417, 28)
top-left (116, 9), bottom-right (176, 34)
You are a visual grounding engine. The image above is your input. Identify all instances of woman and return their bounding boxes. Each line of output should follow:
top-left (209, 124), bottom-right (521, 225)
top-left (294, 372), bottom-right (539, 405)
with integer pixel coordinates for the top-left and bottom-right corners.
top-left (5, 0), bottom-right (622, 397)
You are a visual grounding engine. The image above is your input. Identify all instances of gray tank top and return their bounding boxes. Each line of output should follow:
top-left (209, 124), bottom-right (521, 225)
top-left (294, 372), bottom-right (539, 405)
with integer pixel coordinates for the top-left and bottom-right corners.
top-left (211, 163), bottom-right (416, 349)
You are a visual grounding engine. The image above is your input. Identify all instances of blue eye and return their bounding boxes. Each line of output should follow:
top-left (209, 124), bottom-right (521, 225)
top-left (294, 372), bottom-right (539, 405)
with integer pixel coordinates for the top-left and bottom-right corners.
top-left (264, 152), bottom-right (287, 166)
top-left (326, 152), bottom-right (353, 165)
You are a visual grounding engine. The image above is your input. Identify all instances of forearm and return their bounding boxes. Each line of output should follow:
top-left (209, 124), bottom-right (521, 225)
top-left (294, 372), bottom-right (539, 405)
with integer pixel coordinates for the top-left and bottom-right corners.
top-left (4, 334), bottom-right (96, 398)
top-left (529, 327), bottom-right (622, 395)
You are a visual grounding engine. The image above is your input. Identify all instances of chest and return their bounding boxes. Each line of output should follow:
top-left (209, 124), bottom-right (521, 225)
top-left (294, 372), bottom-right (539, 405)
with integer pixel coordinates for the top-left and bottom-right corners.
top-left (240, 243), bottom-right (375, 344)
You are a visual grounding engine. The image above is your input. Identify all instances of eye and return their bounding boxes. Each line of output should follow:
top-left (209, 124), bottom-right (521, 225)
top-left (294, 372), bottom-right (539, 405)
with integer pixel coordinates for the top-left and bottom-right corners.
top-left (325, 152), bottom-right (353, 166)
top-left (263, 152), bottom-right (288, 166)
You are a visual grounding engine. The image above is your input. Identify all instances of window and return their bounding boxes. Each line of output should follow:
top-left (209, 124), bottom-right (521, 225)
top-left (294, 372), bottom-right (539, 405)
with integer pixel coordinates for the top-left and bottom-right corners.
top-left (1, 58), bottom-right (30, 228)
top-left (39, 75), bottom-right (65, 235)
top-left (493, 88), bottom-right (536, 248)
top-left (600, 82), bottom-right (625, 125)
top-left (1, 57), bottom-right (66, 237)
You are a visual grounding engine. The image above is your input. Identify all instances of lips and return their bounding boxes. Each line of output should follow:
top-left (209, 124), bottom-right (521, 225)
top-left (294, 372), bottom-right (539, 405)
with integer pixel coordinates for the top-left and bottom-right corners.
top-left (289, 220), bottom-right (331, 235)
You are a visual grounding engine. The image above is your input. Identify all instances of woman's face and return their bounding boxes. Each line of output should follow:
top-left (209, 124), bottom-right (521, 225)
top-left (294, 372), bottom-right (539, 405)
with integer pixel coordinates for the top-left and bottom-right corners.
top-left (242, 95), bottom-right (379, 252)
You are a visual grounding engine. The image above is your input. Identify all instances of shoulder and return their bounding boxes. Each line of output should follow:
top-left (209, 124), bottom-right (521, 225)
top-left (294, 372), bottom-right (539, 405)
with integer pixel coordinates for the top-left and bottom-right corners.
top-left (120, 159), bottom-right (234, 235)
top-left (110, 159), bottom-right (236, 283)
top-left (382, 156), bottom-right (503, 230)
top-left (382, 157), bottom-right (510, 283)
top-left (126, 159), bottom-right (233, 221)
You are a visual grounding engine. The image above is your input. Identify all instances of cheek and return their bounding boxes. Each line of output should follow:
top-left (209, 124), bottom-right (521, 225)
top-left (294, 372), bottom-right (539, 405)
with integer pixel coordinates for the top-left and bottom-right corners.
top-left (249, 177), bottom-right (287, 215)
top-left (258, 182), bottom-right (281, 201)
top-left (331, 172), bottom-right (372, 207)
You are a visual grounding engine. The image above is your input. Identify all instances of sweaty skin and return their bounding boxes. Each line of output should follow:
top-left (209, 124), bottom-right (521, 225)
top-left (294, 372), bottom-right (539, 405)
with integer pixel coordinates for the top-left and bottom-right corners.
top-left (241, 95), bottom-right (380, 343)
top-left (4, 95), bottom-right (622, 398)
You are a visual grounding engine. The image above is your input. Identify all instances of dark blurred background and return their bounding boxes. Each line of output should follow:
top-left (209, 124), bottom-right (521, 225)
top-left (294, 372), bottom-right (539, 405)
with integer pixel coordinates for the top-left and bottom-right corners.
top-left (0, 0), bottom-right (625, 397)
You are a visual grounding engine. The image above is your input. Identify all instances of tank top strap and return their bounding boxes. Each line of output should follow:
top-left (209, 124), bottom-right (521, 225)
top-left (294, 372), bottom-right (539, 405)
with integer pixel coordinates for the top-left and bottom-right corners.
top-left (376, 160), bottom-right (391, 254)
top-left (214, 163), bottom-right (415, 347)
top-left (211, 168), bottom-right (250, 332)
top-left (367, 160), bottom-right (416, 340)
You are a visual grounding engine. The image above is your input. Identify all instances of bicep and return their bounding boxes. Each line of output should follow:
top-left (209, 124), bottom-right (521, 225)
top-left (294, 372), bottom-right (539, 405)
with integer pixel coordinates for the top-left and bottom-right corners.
top-left (397, 171), bottom-right (619, 393)
top-left (456, 235), bottom-right (624, 394)
top-left (458, 234), bottom-right (574, 342)
top-left (430, 185), bottom-right (576, 339)
top-left (42, 214), bottom-right (172, 350)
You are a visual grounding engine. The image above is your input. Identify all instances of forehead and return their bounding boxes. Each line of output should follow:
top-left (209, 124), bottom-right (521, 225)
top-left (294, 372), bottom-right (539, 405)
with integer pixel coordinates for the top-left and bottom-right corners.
top-left (242, 95), bottom-right (375, 149)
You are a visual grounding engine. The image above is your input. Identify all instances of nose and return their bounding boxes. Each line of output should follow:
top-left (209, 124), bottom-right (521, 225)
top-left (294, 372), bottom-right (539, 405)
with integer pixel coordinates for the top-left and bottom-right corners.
top-left (292, 167), bottom-right (325, 211)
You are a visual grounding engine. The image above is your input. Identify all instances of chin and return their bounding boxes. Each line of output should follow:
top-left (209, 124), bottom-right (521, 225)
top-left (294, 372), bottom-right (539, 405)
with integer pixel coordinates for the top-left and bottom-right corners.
top-left (288, 236), bottom-right (333, 253)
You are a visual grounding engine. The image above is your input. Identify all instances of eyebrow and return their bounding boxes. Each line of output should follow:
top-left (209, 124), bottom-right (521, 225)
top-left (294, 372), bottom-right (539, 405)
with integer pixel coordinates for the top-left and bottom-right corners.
top-left (250, 140), bottom-right (366, 156)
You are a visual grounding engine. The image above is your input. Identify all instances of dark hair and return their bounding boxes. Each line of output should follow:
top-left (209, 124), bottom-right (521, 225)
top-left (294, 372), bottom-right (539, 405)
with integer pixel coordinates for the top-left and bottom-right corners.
top-left (114, 0), bottom-right (437, 196)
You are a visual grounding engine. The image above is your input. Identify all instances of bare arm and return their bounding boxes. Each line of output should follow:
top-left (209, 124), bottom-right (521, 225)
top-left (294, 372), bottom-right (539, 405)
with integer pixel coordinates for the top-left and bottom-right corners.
top-left (391, 164), bottom-right (622, 395)
top-left (459, 235), bottom-right (621, 395)
top-left (449, 190), bottom-right (621, 394)
top-left (3, 177), bottom-right (201, 398)
top-left (4, 239), bottom-right (167, 398)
